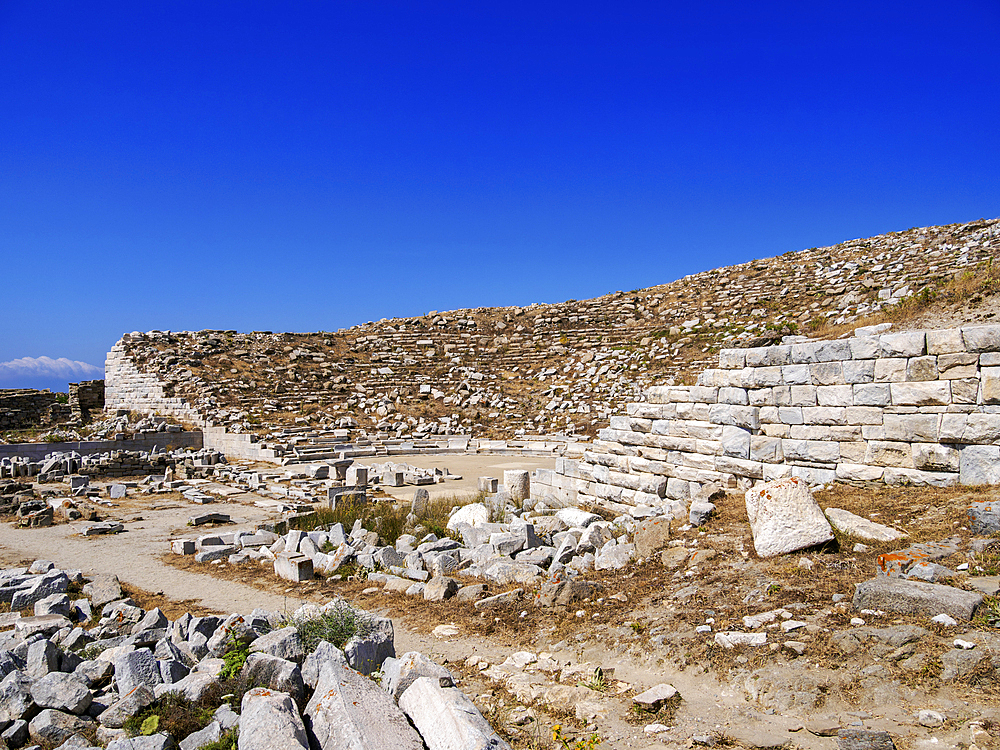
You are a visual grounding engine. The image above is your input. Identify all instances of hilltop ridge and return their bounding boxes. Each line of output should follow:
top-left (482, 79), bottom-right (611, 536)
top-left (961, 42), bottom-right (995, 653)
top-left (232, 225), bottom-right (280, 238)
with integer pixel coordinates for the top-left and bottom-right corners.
top-left (109, 218), bottom-right (999, 444)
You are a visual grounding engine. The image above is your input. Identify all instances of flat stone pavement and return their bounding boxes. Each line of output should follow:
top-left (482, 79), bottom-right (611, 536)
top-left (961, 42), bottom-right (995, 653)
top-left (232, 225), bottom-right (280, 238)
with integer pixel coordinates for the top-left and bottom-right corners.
top-left (369, 454), bottom-right (556, 503)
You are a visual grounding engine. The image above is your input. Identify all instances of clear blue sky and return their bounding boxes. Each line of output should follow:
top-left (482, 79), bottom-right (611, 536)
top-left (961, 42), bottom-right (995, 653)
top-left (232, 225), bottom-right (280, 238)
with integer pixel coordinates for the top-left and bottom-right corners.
top-left (2, 1), bottom-right (998, 393)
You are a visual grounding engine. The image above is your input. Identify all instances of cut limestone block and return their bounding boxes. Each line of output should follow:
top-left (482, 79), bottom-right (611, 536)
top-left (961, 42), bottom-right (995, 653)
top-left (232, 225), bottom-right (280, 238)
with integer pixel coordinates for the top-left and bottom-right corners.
top-left (274, 553), bottom-right (313, 582)
top-left (744, 477), bottom-right (833, 558)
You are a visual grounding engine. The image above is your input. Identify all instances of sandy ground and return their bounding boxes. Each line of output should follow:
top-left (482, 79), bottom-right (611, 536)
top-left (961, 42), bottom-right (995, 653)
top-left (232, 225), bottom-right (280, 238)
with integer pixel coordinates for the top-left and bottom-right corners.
top-left (362, 453), bottom-right (556, 502)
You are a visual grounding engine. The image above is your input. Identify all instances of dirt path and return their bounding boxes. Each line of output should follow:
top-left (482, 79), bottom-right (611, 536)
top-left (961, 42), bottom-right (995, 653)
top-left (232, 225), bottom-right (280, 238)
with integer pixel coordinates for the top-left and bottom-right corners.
top-left (0, 499), bottom-right (301, 615)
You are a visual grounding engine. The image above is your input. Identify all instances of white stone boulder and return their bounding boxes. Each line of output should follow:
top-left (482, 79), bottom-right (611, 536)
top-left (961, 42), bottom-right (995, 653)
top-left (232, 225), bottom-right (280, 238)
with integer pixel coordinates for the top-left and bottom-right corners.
top-left (398, 676), bottom-right (512, 750)
top-left (824, 508), bottom-right (907, 542)
top-left (744, 478), bottom-right (833, 558)
top-left (305, 658), bottom-right (423, 750)
top-left (238, 688), bottom-right (309, 750)
top-left (446, 503), bottom-right (489, 531)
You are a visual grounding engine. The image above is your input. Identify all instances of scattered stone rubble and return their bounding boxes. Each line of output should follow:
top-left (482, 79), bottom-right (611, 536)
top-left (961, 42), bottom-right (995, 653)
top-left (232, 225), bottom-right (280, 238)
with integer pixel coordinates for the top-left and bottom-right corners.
top-left (1, 447), bottom-right (224, 483)
top-left (170, 482), bottom-right (658, 594)
top-left (0, 563), bottom-right (510, 750)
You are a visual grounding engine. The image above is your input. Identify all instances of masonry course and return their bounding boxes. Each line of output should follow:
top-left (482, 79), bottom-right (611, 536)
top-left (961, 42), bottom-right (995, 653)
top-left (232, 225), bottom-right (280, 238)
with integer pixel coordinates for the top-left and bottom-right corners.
top-left (533, 322), bottom-right (1000, 510)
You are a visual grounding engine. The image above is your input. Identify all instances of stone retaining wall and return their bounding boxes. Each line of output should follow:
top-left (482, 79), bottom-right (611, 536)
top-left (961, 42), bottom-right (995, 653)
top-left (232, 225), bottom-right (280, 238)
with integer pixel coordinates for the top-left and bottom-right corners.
top-left (533, 324), bottom-right (1000, 510)
top-left (0, 431), bottom-right (203, 462)
top-left (105, 342), bottom-right (204, 424)
top-left (69, 379), bottom-right (105, 422)
top-left (0, 389), bottom-right (71, 430)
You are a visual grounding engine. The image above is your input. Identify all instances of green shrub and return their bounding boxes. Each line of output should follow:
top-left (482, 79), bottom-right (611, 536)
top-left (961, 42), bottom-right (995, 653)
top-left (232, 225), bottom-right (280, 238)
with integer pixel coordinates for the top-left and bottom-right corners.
top-left (123, 692), bottom-right (214, 739)
top-left (219, 635), bottom-right (251, 680)
top-left (284, 600), bottom-right (375, 653)
top-left (200, 728), bottom-right (239, 750)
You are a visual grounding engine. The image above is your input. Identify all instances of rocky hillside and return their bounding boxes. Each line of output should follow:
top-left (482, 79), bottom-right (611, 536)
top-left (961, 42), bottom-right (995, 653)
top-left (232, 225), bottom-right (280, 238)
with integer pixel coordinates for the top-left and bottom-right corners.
top-left (113, 218), bottom-right (999, 441)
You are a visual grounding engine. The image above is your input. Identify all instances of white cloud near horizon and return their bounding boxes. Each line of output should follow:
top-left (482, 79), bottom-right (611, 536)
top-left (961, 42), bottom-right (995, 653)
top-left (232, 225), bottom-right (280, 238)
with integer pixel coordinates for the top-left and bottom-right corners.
top-left (0, 356), bottom-right (104, 382)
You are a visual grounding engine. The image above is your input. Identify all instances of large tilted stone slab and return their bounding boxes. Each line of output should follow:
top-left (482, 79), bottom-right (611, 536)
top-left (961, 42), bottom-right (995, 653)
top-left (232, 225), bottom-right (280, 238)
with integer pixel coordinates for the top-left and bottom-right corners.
top-left (825, 508), bottom-right (907, 542)
top-left (343, 617), bottom-right (394, 676)
top-left (398, 676), bottom-right (513, 750)
top-left (82, 575), bottom-right (122, 609)
top-left (241, 654), bottom-right (304, 705)
top-left (239, 688), bottom-right (309, 750)
top-left (305, 659), bottom-right (423, 750)
top-left (853, 578), bottom-right (983, 621)
top-left (744, 478), bottom-right (834, 557)
top-left (29, 672), bottom-right (92, 714)
top-left (381, 651), bottom-right (455, 702)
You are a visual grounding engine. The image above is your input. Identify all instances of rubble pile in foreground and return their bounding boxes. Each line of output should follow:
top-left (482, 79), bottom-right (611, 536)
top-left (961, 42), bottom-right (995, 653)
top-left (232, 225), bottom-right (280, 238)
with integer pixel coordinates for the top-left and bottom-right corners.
top-left (0, 562), bottom-right (509, 750)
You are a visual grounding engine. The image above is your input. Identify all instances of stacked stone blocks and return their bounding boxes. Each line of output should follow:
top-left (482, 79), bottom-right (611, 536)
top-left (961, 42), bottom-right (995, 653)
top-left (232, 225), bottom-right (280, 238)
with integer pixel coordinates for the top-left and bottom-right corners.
top-left (533, 325), bottom-right (1000, 509)
top-left (105, 342), bottom-right (203, 426)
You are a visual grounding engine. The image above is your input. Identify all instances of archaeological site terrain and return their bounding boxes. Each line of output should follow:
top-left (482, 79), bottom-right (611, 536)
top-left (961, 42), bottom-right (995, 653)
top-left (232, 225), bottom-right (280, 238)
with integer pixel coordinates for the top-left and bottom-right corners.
top-left (1, 218), bottom-right (999, 750)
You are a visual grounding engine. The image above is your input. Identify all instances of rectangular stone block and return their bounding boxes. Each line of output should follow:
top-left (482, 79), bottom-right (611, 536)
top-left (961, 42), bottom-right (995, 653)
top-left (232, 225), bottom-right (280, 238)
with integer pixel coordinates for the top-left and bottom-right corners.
top-left (882, 413), bottom-right (939, 442)
top-left (750, 436), bottom-right (783, 463)
top-left (802, 406), bottom-right (846, 425)
top-left (816, 385), bottom-right (853, 407)
top-left (773, 386), bottom-right (791, 406)
top-left (688, 386), bottom-right (720, 402)
top-left (790, 425), bottom-right (860, 441)
top-left (905, 356), bottom-right (938, 381)
top-left (962, 325), bottom-right (1000, 352)
top-left (982, 352), bottom-right (1000, 366)
top-left (790, 342), bottom-right (822, 364)
top-left (762, 462), bottom-right (793, 481)
top-left (745, 345), bottom-right (791, 367)
top-left (745, 367), bottom-right (783, 388)
top-left (926, 328), bottom-right (965, 354)
top-left (718, 387), bottom-right (748, 405)
top-left (845, 406), bottom-right (883, 425)
top-left (961, 413), bottom-right (1000, 444)
top-left (937, 352), bottom-right (978, 379)
top-left (718, 349), bottom-right (745, 369)
top-left (960, 445), bottom-right (1000, 485)
top-left (815, 340), bottom-right (852, 362)
top-left (780, 364), bottom-right (811, 385)
top-left (890, 381), bottom-right (951, 406)
top-left (952, 378), bottom-right (980, 404)
top-left (720, 426), bottom-right (751, 459)
top-left (879, 331), bottom-right (926, 357)
top-left (708, 404), bottom-right (759, 430)
top-left (810, 362), bottom-right (844, 386)
top-left (758, 405), bottom-right (779, 423)
top-left (776, 406), bottom-right (803, 424)
top-left (853, 383), bottom-right (891, 406)
top-left (882, 467), bottom-right (958, 488)
top-left (789, 385), bottom-right (817, 406)
top-left (838, 441), bottom-right (867, 463)
top-left (849, 336), bottom-right (879, 360)
top-left (714, 456), bottom-right (763, 479)
top-left (865, 441), bottom-right (914, 468)
top-left (842, 359), bottom-right (875, 383)
top-left (912, 443), bottom-right (960, 472)
top-left (982, 367), bottom-right (1000, 404)
top-left (874, 358), bottom-right (907, 382)
top-left (762, 424), bottom-right (790, 438)
top-left (782, 439), bottom-right (840, 463)
top-left (747, 388), bottom-right (775, 406)
top-left (836, 463), bottom-right (885, 481)
top-left (790, 465), bottom-right (837, 484)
